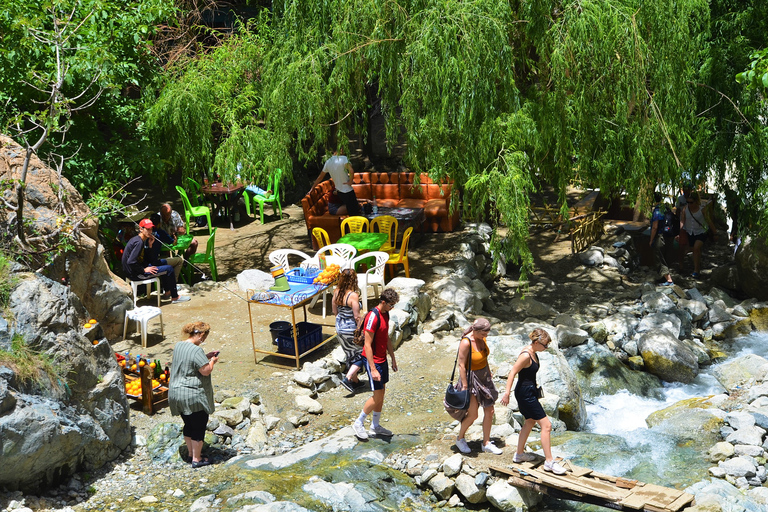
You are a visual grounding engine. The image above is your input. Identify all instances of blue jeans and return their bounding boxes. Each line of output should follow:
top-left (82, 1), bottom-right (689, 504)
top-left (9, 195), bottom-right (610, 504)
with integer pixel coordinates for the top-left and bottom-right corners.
top-left (138, 264), bottom-right (177, 298)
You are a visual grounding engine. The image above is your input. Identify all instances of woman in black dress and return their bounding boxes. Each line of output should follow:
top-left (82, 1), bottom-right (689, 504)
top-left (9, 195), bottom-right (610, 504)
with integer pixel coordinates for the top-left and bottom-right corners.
top-left (500, 328), bottom-right (566, 475)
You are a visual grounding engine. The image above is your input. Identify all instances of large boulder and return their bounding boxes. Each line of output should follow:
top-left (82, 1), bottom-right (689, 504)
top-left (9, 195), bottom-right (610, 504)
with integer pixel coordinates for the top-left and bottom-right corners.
top-left (645, 397), bottom-right (726, 446)
top-left (0, 135), bottom-right (133, 338)
top-left (735, 235), bottom-right (768, 300)
top-left (637, 329), bottom-right (699, 383)
top-left (0, 272), bottom-right (131, 492)
top-left (712, 354), bottom-right (768, 392)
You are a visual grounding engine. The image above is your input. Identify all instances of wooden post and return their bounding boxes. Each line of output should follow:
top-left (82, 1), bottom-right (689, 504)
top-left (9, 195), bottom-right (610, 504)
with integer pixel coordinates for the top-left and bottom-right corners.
top-left (140, 364), bottom-right (153, 415)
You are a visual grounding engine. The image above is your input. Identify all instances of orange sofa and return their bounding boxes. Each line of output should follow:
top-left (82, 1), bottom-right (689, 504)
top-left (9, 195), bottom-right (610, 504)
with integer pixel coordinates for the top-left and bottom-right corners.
top-left (301, 172), bottom-right (460, 249)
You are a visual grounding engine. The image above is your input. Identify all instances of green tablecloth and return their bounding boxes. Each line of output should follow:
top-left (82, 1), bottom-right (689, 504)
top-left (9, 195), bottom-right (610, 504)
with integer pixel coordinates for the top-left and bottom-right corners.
top-left (337, 232), bottom-right (388, 253)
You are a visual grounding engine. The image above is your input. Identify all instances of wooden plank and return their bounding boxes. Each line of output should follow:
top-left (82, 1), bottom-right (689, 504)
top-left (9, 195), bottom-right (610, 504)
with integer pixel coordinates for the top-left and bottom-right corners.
top-left (616, 477), bottom-right (638, 489)
top-left (666, 492), bottom-right (695, 511)
top-left (534, 470), bottom-right (629, 502)
top-left (618, 492), bottom-right (649, 510)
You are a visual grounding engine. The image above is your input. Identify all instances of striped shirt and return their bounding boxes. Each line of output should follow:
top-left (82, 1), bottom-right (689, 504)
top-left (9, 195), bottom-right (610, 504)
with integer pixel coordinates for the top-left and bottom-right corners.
top-left (335, 291), bottom-right (359, 335)
top-left (168, 341), bottom-right (214, 416)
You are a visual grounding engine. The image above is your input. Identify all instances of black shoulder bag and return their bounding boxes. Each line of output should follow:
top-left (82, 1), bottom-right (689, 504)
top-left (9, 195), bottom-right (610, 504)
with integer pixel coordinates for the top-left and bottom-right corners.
top-left (444, 338), bottom-right (472, 412)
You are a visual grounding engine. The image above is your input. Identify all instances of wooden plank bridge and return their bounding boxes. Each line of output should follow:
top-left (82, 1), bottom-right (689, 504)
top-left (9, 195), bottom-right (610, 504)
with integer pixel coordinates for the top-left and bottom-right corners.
top-left (490, 457), bottom-right (695, 512)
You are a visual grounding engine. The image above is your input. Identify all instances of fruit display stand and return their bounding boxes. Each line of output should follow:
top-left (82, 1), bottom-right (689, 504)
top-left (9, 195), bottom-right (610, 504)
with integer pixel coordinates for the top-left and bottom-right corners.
top-left (123, 364), bottom-right (168, 415)
top-left (246, 277), bottom-right (338, 369)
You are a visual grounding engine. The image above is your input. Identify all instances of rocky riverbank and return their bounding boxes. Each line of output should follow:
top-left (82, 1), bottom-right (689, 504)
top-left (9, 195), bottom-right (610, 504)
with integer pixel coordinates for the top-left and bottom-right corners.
top-left (4, 218), bottom-right (768, 511)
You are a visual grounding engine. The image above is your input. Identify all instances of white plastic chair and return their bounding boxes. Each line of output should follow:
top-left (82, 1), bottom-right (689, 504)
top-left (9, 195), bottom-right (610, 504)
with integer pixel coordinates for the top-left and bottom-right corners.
top-left (123, 306), bottom-right (164, 348)
top-left (268, 249), bottom-right (312, 274)
top-left (128, 276), bottom-right (161, 307)
top-left (349, 251), bottom-right (389, 311)
top-left (307, 243), bottom-right (357, 317)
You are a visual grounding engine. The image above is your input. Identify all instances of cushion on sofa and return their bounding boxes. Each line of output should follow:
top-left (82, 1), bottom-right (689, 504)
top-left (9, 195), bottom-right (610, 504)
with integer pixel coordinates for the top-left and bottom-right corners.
top-left (397, 198), bottom-right (427, 209)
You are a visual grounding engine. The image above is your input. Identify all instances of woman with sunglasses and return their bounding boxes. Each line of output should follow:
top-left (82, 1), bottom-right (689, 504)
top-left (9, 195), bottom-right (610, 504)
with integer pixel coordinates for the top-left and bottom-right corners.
top-left (454, 318), bottom-right (502, 455)
top-left (500, 328), bottom-right (566, 475)
top-left (679, 191), bottom-right (717, 278)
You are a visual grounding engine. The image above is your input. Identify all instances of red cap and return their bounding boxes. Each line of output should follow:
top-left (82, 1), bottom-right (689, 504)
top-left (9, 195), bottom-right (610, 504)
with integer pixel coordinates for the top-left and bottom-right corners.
top-left (138, 219), bottom-right (154, 229)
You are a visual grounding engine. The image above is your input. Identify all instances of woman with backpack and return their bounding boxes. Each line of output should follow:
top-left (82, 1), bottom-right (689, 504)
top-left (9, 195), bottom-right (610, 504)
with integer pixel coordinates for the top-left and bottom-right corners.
top-left (679, 191), bottom-right (717, 278)
top-left (649, 192), bottom-right (676, 286)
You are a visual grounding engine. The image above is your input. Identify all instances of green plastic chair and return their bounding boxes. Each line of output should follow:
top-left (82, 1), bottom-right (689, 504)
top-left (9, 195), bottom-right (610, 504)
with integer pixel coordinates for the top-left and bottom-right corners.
top-left (176, 185), bottom-right (212, 235)
top-left (246, 169), bottom-right (283, 224)
top-left (186, 177), bottom-right (207, 207)
top-left (187, 227), bottom-right (218, 282)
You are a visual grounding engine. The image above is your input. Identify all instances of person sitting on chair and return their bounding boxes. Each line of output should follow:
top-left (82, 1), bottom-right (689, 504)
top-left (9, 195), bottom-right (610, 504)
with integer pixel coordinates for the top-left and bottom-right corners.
top-left (144, 213), bottom-right (184, 285)
top-left (122, 218), bottom-right (190, 304)
top-left (159, 203), bottom-right (198, 259)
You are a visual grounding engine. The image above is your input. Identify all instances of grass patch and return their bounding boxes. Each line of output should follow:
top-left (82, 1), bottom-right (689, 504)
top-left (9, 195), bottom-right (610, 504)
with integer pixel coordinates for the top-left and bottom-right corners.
top-left (0, 334), bottom-right (62, 388)
top-left (0, 251), bottom-right (15, 313)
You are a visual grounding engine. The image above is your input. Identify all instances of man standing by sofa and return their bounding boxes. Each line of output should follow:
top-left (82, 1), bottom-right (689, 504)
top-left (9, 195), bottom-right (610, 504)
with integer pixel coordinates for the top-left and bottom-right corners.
top-left (122, 218), bottom-right (190, 304)
top-left (351, 288), bottom-right (399, 439)
top-left (312, 148), bottom-right (361, 216)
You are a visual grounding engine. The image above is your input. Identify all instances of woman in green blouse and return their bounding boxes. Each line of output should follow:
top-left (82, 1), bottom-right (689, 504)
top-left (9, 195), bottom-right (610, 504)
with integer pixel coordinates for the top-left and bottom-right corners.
top-left (169, 321), bottom-right (218, 468)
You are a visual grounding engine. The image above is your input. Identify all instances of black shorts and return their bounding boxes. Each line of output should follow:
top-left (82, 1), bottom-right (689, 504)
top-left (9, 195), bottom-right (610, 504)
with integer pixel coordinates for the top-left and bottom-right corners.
top-left (515, 383), bottom-right (546, 421)
top-left (181, 410), bottom-right (208, 441)
top-left (362, 360), bottom-right (389, 390)
top-left (687, 231), bottom-right (708, 245)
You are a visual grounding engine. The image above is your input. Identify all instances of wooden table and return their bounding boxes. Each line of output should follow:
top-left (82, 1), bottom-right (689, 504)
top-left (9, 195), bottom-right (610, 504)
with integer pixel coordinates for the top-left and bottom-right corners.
top-left (247, 281), bottom-right (337, 369)
top-left (363, 206), bottom-right (426, 244)
top-left (201, 182), bottom-right (245, 230)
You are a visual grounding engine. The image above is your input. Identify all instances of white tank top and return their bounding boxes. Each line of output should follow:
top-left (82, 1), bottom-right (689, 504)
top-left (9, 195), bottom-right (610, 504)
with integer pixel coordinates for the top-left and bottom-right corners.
top-left (684, 206), bottom-right (707, 236)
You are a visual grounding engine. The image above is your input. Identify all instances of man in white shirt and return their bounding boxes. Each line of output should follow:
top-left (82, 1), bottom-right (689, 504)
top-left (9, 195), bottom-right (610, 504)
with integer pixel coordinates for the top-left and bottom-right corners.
top-left (312, 148), bottom-right (361, 215)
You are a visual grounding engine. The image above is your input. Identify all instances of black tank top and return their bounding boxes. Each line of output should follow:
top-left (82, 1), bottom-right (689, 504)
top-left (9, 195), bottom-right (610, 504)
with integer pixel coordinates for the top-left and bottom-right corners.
top-left (516, 351), bottom-right (539, 388)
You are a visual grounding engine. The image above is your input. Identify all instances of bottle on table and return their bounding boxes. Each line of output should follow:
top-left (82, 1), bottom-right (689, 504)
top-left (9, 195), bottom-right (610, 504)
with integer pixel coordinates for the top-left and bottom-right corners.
top-left (372, 195), bottom-right (378, 214)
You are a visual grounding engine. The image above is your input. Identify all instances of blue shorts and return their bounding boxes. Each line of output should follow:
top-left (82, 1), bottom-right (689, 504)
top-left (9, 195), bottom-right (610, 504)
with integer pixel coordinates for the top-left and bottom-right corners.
top-left (362, 360), bottom-right (389, 390)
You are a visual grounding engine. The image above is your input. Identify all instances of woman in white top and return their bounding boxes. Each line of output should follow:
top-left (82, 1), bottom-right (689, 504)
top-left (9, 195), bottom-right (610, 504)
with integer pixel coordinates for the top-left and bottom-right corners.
top-left (679, 191), bottom-right (717, 278)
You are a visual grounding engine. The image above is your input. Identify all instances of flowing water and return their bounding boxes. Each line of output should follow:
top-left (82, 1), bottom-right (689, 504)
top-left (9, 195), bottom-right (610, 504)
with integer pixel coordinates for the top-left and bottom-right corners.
top-left (540, 332), bottom-right (768, 511)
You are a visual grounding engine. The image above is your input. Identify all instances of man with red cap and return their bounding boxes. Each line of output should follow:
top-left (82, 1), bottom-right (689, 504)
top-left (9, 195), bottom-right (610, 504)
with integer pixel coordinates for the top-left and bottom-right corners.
top-left (121, 218), bottom-right (190, 303)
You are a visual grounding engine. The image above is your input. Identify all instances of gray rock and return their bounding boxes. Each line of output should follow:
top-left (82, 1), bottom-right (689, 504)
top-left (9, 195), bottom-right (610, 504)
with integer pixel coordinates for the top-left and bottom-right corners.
top-left (677, 299), bottom-right (708, 321)
top-left (234, 502), bottom-right (311, 512)
top-left (713, 354), bottom-right (768, 391)
top-left (641, 291), bottom-right (676, 313)
top-left (292, 371), bottom-right (315, 388)
top-left (555, 325), bottom-right (590, 348)
top-left (709, 303), bottom-right (734, 324)
top-left (734, 444), bottom-right (764, 458)
top-left (213, 424), bottom-right (235, 437)
top-left (578, 247), bottom-right (604, 266)
top-left (294, 395), bottom-right (323, 414)
top-left (726, 425), bottom-right (766, 446)
top-left (0, 378), bottom-right (16, 415)
top-left (708, 466), bottom-right (727, 478)
top-left (637, 329), bottom-right (699, 383)
top-left (636, 312), bottom-right (682, 339)
top-left (420, 468), bottom-right (438, 485)
top-left (553, 314), bottom-right (581, 328)
top-left (227, 490), bottom-right (276, 506)
top-left (509, 297), bottom-right (558, 319)
top-left (718, 456), bottom-right (757, 478)
top-left (245, 421), bottom-right (269, 451)
top-left (386, 277), bottom-right (431, 323)
top-left (428, 474), bottom-right (455, 500)
top-left (302, 478), bottom-right (376, 511)
top-left (213, 408), bottom-right (244, 427)
top-left (709, 288), bottom-right (738, 308)
top-left (736, 235), bottom-right (768, 300)
top-left (442, 453), bottom-right (463, 477)
top-left (429, 276), bottom-right (480, 313)
top-left (750, 406), bottom-right (768, 430)
top-left (686, 287), bottom-right (707, 303)
top-left (726, 411), bottom-right (756, 430)
top-left (214, 389), bottom-right (236, 402)
top-left (146, 423), bottom-right (183, 464)
top-left (600, 313), bottom-right (639, 342)
top-left (221, 396), bottom-right (252, 418)
top-left (485, 480), bottom-right (529, 512)
top-left (709, 442), bottom-right (735, 462)
top-left (455, 473), bottom-right (486, 504)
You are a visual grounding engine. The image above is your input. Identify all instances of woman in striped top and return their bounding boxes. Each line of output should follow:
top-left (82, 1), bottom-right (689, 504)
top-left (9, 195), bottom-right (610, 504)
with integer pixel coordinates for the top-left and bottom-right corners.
top-left (332, 268), bottom-right (363, 392)
top-left (169, 321), bottom-right (218, 468)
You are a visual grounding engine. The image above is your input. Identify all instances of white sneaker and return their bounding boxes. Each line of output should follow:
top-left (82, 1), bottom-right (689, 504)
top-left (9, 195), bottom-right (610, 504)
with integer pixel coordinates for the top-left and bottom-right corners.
top-left (513, 452), bottom-right (536, 463)
top-left (368, 425), bottom-right (393, 437)
top-left (352, 422), bottom-right (368, 440)
top-left (544, 460), bottom-right (567, 475)
top-left (482, 442), bottom-right (502, 455)
top-left (455, 438), bottom-right (471, 454)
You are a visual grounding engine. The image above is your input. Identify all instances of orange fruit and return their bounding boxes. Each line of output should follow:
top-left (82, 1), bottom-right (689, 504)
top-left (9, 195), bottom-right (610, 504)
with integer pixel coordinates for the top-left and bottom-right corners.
top-left (138, 360), bottom-right (145, 367)
top-left (89, 318), bottom-right (97, 324)
top-left (149, 362), bottom-right (156, 369)
top-left (92, 340), bottom-right (98, 346)
top-left (130, 364), bottom-right (137, 372)
top-left (83, 323), bottom-right (92, 328)
top-left (159, 374), bottom-right (166, 381)
top-left (119, 360), bottom-right (126, 367)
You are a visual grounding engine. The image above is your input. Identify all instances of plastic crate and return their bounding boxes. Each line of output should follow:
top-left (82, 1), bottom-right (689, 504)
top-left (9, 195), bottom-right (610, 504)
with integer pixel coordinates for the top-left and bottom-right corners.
top-left (285, 267), bottom-right (321, 284)
top-left (276, 322), bottom-right (323, 356)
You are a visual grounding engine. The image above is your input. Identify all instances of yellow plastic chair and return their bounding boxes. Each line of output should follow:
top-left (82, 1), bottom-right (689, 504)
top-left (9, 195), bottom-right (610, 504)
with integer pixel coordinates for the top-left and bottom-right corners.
top-left (387, 227), bottom-right (413, 278)
top-left (312, 227), bottom-right (330, 249)
top-left (370, 215), bottom-right (398, 253)
top-left (187, 228), bottom-right (218, 281)
top-left (340, 216), bottom-right (369, 236)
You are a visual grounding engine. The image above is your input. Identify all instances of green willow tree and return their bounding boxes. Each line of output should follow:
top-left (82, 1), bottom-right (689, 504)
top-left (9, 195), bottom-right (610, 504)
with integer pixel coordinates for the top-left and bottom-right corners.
top-left (148, 0), bottom-right (749, 273)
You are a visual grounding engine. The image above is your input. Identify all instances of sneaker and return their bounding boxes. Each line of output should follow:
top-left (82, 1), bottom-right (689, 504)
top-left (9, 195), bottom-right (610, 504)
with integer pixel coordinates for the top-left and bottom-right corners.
top-left (172, 295), bottom-right (191, 303)
top-left (661, 281), bottom-right (674, 286)
top-left (352, 422), bottom-right (368, 440)
top-left (543, 460), bottom-right (567, 475)
top-left (368, 425), bottom-right (393, 437)
top-left (513, 452), bottom-right (537, 463)
top-left (455, 438), bottom-right (471, 454)
top-left (341, 377), bottom-right (356, 393)
top-left (482, 442), bottom-right (502, 455)
top-left (691, 272), bottom-right (700, 279)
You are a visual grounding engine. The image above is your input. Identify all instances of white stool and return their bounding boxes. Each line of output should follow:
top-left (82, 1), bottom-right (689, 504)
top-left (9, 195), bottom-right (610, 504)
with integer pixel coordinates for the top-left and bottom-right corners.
top-left (123, 306), bottom-right (164, 348)
top-left (128, 276), bottom-right (162, 307)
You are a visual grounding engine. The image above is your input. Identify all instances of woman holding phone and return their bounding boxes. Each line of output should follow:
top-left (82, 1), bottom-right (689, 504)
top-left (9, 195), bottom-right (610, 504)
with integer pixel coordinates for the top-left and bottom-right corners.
top-left (169, 321), bottom-right (218, 468)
